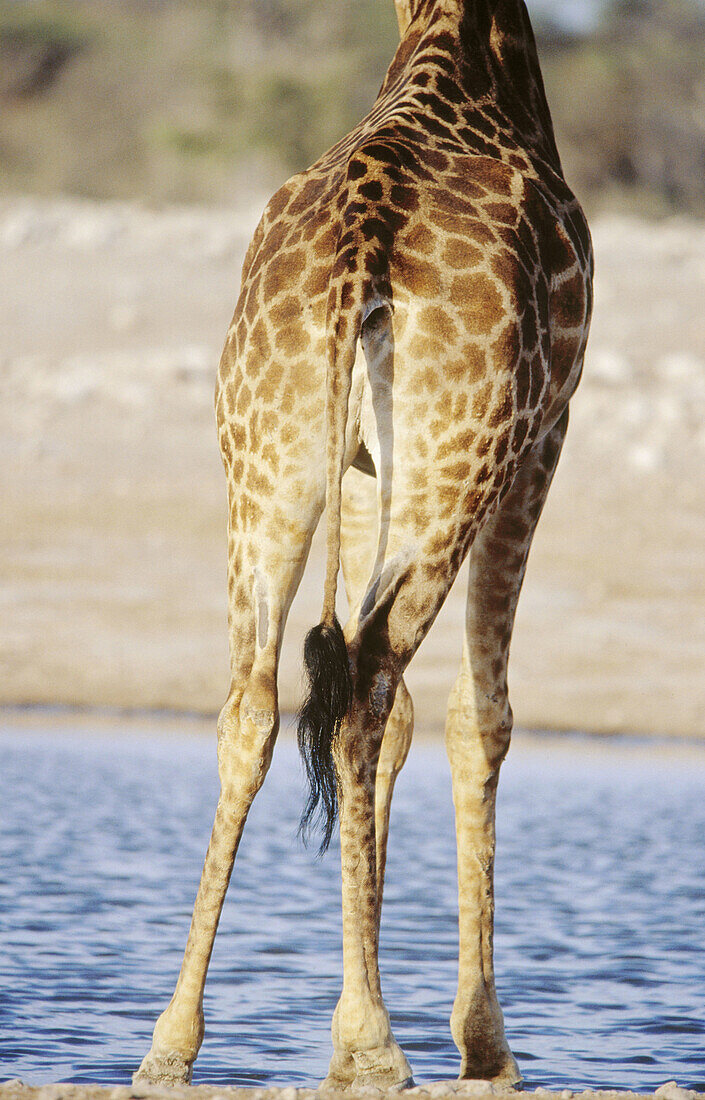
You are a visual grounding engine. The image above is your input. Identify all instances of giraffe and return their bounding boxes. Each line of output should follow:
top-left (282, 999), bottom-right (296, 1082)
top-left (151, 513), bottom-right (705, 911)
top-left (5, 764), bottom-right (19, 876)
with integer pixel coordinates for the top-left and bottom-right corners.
top-left (135, 0), bottom-right (592, 1089)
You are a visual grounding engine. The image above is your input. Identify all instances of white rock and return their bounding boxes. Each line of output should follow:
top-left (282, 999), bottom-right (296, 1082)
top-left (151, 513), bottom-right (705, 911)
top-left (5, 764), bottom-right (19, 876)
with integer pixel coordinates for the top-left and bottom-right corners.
top-left (654, 1083), bottom-right (695, 1100)
top-left (278, 1088), bottom-right (298, 1100)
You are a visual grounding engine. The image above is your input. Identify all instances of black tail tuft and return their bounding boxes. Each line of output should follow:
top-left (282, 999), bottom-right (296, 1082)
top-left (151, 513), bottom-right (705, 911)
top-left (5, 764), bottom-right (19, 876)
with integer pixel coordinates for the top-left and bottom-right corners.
top-left (297, 617), bottom-right (353, 854)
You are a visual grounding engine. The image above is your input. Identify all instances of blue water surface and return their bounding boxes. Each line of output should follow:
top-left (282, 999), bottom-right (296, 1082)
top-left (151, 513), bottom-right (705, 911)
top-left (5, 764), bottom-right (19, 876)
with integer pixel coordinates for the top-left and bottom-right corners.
top-left (0, 725), bottom-right (703, 1090)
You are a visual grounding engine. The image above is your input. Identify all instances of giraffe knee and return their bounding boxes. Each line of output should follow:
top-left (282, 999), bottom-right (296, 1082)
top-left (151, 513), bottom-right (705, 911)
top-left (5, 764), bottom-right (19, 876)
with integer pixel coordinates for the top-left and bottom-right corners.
top-left (239, 675), bottom-right (278, 742)
top-left (216, 674), bottom-right (278, 792)
top-left (445, 678), bottom-right (513, 774)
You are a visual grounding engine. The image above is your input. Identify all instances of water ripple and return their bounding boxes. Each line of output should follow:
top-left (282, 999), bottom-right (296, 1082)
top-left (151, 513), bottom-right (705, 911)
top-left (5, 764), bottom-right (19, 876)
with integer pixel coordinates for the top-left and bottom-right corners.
top-left (0, 728), bottom-right (703, 1090)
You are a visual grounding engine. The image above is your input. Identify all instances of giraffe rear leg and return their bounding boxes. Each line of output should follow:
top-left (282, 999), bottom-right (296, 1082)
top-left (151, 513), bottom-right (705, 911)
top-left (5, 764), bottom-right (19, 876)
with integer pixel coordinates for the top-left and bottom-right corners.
top-left (324, 660), bottom-right (413, 1090)
top-left (135, 671), bottom-right (279, 1085)
top-left (319, 679), bottom-right (414, 1092)
top-left (321, 471), bottom-right (415, 1091)
top-left (334, 689), bottom-right (414, 1089)
top-left (324, 408), bottom-right (565, 1092)
top-left (448, 412), bottom-right (568, 1087)
top-left (320, 676), bottom-right (413, 1091)
top-left (136, 460), bottom-right (324, 1083)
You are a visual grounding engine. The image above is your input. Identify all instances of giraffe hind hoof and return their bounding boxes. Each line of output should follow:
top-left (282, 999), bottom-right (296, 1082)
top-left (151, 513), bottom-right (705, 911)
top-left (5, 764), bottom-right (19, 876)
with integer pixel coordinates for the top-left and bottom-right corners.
top-left (459, 1057), bottom-right (523, 1091)
top-left (133, 1048), bottom-right (194, 1087)
top-left (319, 1076), bottom-right (352, 1093)
top-left (320, 1045), bottom-right (356, 1090)
top-left (388, 1076), bottom-right (416, 1091)
top-left (490, 1054), bottom-right (523, 1089)
top-left (349, 1076), bottom-right (415, 1093)
top-left (350, 1043), bottom-right (414, 1091)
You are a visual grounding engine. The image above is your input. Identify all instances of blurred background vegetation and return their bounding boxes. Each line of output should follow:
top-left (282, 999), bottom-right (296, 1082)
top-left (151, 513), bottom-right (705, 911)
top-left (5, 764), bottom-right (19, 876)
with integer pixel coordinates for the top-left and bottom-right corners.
top-left (0, 0), bottom-right (704, 214)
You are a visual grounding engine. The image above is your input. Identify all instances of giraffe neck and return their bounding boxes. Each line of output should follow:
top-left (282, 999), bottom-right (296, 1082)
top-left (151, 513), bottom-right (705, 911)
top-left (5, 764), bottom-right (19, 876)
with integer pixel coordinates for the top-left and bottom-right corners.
top-left (388, 0), bottom-right (561, 172)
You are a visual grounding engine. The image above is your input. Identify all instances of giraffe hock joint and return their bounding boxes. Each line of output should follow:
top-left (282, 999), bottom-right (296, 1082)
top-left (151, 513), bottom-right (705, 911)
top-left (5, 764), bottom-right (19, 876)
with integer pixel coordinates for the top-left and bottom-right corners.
top-left (297, 616), bottom-right (353, 853)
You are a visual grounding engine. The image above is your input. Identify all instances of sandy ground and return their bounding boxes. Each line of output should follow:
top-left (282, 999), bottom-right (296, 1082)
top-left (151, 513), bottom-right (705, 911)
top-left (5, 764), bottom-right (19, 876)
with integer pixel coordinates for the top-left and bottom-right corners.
top-left (0, 1082), bottom-right (701, 1100)
top-left (1, 196), bottom-right (704, 737)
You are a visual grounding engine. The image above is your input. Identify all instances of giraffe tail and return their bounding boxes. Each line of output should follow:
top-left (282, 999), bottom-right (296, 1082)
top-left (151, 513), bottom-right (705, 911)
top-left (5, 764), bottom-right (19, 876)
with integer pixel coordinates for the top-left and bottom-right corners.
top-left (297, 617), bottom-right (353, 852)
top-left (297, 202), bottom-right (392, 852)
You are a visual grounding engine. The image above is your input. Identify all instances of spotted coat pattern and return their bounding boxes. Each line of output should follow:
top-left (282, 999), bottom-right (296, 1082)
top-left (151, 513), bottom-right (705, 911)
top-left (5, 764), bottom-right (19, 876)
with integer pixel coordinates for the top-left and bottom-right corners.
top-left (136, 0), bottom-right (593, 1090)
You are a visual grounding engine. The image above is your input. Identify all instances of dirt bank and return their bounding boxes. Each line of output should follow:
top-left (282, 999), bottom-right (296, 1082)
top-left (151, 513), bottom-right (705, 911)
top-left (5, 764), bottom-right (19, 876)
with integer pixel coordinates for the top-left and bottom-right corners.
top-left (1, 198), bottom-right (704, 736)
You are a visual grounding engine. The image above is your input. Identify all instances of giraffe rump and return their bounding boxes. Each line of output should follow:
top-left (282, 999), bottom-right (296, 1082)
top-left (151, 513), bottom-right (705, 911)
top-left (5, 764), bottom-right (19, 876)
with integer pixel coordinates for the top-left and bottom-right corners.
top-left (297, 616), bottom-right (353, 852)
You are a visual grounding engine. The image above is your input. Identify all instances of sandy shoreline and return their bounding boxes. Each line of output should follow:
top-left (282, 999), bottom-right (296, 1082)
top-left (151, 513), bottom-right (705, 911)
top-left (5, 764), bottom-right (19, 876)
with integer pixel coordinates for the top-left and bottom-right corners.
top-left (2, 197), bottom-right (704, 737)
top-left (0, 1082), bottom-right (701, 1100)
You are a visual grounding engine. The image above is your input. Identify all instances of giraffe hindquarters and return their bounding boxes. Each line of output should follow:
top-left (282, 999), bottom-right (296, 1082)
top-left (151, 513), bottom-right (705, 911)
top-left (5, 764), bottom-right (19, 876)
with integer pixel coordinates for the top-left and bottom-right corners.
top-left (446, 410), bottom-right (569, 1085)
